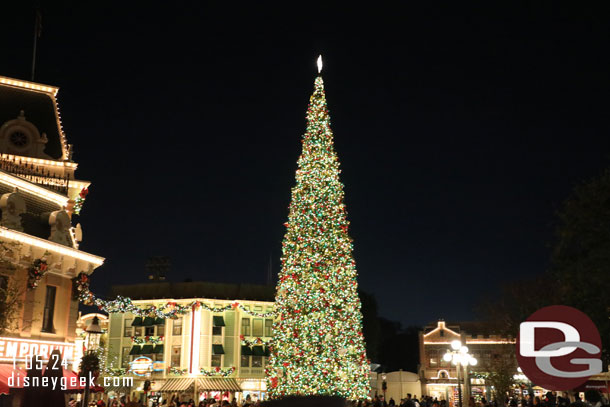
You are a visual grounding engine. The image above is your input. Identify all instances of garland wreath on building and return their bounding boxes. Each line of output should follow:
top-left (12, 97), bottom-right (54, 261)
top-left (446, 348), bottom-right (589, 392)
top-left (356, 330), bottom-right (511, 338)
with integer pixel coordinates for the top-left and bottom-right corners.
top-left (73, 187), bottom-right (89, 215)
top-left (27, 252), bottom-right (51, 289)
top-left (131, 336), bottom-right (164, 345)
top-left (167, 367), bottom-right (236, 377)
top-left (72, 272), bottom-right (276, 319)
top-left (240, 336), bottom-right (272, 346)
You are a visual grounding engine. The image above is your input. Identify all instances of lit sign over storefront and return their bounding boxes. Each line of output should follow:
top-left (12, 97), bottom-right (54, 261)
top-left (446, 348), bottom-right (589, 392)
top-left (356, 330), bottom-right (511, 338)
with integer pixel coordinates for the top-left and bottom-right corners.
top-left (130, 356), bottom-right (153, 376)
top-left (0, 337), bottom-right (75, 362)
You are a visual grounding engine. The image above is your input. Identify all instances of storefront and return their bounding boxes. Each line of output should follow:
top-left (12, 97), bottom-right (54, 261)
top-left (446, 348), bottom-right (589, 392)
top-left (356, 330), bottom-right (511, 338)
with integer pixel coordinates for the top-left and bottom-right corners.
top-left (236, 378), bottom-right (267, 403)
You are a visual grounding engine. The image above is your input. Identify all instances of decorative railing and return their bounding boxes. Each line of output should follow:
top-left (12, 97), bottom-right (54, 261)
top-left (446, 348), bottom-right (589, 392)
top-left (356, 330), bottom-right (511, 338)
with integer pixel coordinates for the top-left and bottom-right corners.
top-left (0, 156), bottom-right (69, 195)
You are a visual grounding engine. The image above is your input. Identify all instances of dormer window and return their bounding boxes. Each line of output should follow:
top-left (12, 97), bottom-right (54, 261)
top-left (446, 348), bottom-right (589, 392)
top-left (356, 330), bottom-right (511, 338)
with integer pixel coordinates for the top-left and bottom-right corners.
top-left (439, 329), bottom-right (444, 337)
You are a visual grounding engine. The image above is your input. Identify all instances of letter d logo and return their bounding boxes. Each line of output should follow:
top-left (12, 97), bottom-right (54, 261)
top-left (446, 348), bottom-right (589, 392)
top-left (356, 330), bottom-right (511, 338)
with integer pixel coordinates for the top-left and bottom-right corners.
top-left (516, 305), bottom-right (602, 391)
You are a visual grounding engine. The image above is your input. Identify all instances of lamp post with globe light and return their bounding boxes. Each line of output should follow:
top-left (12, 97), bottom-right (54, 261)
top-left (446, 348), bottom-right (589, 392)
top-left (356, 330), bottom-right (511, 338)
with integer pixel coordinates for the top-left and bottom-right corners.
top-left (444, 340), bottom-right (477, 407)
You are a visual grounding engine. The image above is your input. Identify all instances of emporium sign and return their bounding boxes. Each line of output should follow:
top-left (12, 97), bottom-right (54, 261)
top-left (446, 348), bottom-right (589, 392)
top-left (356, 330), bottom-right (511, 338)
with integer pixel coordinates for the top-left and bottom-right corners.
top-left (0, 337), bottom-right (75, 362)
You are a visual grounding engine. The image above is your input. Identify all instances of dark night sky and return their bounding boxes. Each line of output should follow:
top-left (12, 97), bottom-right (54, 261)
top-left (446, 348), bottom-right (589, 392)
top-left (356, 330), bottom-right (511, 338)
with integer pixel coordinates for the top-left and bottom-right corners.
top-left (1, 2), bottom-right (610, 327)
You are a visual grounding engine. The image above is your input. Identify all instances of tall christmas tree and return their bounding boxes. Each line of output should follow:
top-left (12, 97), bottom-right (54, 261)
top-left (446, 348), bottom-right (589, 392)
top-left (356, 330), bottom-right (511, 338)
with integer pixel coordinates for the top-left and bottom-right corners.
top-left (266, 57), bottom-right (370, 400)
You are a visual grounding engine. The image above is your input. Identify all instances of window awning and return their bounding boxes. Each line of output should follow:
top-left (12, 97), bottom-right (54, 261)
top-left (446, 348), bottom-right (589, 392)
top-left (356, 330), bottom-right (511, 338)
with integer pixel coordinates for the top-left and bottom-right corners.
top-left (154, 317), bottom-right (165, 325)
top-left (131, 317), bottom-right (143, 326)
top-left (197, 378), bottom-right (240, 392)
top-left (0, 365), bottom-right (27, 395)
top-left (159, 378), bottom-right (194, 392)
top-left (264, 346), bottom-right (271, 357)
top-left (241, 345), bottom-right (252, 355)
top-left (252, 346), bottom-right (265, 356)
top-left (142, 317), bottom-right (155, 326)
top-left (153, 344), bottom-right (164, 354)
top-left (212, 316), bottom-right (225, 327)
top-left (129, 346), bottom-right (141, 355)
top-left (212, 344), bottom-right (225, 355)
top-left (140, 345), bottom-right (154, 354)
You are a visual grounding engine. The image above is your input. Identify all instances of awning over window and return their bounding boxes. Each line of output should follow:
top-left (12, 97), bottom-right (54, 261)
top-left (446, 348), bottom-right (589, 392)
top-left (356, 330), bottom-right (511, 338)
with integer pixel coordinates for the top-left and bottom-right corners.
top-left (264, 346), bottom-right (271, 357)
top-left (212, 344), bottom-right (225, 355)
top-left (140, 345), bottom-right (154, 354)
top-left (159, 378), bottom-right (194, 392)
top-left (0, 365), bottom-right (27, 395)
top-left (153, 344), bottom-right (164, 354)
top-left (142, 317), bottom-right (155, 326)
top-left (197, 378), bottom-right (240, 392)
top-left (129, 346), bottom-right (142, 355)
top-left (154, 317), bottom-right (165, 325)
top-left (252, 346), bottom-right (265, 356)
top-left (212, 316), bottom-right (225, 327)
top-left (241, 345), bottom-right (252, 355)
top-left (131, 317), bottom-right (143, 326)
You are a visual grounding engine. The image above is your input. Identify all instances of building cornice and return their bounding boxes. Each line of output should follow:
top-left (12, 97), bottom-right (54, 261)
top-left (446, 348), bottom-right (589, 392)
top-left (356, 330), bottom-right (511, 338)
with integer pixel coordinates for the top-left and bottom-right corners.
top-left (0, 226), bottom-right (104, 267)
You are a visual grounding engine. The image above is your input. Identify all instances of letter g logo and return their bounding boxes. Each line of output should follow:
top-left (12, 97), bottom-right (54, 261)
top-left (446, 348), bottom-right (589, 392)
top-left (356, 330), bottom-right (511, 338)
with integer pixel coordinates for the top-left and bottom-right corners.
top-left (516, 306), bottom-right (602, 391)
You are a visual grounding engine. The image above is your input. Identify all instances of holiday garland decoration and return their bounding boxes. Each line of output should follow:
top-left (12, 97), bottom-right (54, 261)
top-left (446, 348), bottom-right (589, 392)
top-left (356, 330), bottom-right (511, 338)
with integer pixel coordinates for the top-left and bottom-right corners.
top-left (200, 366), bottom-right (236, 377)
top-left (72, 271), bottom-right (90, 300)
top-left (73, 187), bottom-right (88, 215)
top-left (168, 367), bottom-right (188, 375)
top-left (131, 336), bottom-right (164, 344)
top-left (240, 335), bottom-right (272, 346)
top-left (27, 254), bottom-right (50, 289)
top-left (166, 366), bottom-right (236, 377)
top-left (266, 64), bottom-right (370, 399)
top-left (77, 283), bottom-right (276, 319)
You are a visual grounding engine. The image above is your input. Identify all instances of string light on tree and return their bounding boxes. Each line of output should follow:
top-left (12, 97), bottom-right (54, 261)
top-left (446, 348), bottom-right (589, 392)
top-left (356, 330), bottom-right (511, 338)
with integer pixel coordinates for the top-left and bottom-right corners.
top-left (266, 56), bottom-right (370, 400)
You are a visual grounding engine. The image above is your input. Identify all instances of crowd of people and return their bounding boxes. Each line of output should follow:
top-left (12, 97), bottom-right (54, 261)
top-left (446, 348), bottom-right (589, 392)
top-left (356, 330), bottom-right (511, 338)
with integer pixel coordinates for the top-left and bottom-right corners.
top-left (78, 391), bottom-right (610, 407)
top-left (349, 391), bottom-right (610, 407)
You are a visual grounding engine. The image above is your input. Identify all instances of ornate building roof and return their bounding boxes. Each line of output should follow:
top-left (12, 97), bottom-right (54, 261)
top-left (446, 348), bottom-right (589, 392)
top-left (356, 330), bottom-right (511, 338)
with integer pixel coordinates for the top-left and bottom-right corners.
top-left (0, 77), bottom-right (68, 160)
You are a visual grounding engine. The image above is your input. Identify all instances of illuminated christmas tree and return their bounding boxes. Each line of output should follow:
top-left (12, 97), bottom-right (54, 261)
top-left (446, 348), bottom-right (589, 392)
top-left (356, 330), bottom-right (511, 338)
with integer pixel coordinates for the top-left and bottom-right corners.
top-left (266, 57), bottom-right (370, 400)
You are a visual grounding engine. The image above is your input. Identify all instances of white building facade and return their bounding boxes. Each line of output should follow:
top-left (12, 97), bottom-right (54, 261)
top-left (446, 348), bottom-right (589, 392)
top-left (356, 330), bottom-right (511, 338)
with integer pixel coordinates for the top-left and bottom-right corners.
top-left (106, 295), bottom-right (275, 404)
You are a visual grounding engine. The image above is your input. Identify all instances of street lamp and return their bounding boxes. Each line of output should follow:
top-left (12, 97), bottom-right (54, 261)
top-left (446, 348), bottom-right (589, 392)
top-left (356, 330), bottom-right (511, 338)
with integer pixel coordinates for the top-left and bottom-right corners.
top-left (382, 374), bottom-right (387, 403)
top-left (444, 340), bottom-right (477, 407)
top-left (81, 316), bottom-right (103, 407)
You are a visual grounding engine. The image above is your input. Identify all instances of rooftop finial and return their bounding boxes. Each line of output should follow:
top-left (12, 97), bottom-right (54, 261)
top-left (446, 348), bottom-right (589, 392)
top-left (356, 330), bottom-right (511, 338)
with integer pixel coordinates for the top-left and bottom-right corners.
top-left (317, 55), bottom-right (323, 74)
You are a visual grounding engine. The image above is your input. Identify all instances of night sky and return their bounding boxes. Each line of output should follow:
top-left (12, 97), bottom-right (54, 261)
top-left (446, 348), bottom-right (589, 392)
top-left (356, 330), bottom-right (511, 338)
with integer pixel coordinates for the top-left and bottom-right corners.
top-left (1, 2), bottom-right (610, 327)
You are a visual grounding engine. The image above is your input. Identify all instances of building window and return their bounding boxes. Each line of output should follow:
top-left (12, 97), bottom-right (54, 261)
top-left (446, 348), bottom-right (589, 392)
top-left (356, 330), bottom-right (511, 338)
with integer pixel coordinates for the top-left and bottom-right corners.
top-left (124, 319), bottom-right (133, 337)
top-left (241, 318), bottom-right (251, 336)
top-left (154, 353), bottom-right (164, 362)
top-left (241, 355), bottom-right (250, 367)
top-left (439, 330), bottom-right (444, 337)
top-left (145, 326), bottom-right (155, 336)
top-left (211, 355), bottom-right (222, 367)
top-left (429, 350), bottom-right (438, 367)
top-left (41, 286), bottom-right (56, 333)
top-left (264, 319), bottom-right (273, 337)
top-left (252, 356), bottom-right (262, 368)
top-left (173, 318), bottom-right (182, 335)
top-left (134, 326), bottom-right (143, 337)
top-left (212, 316), bottom-right (224, 336)
top-left (171, 345), bottom-right (181, 367)
top-left (252, 319), bottom-right (263, 337)
top-left (121, 347), bottom-right (131, 369)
